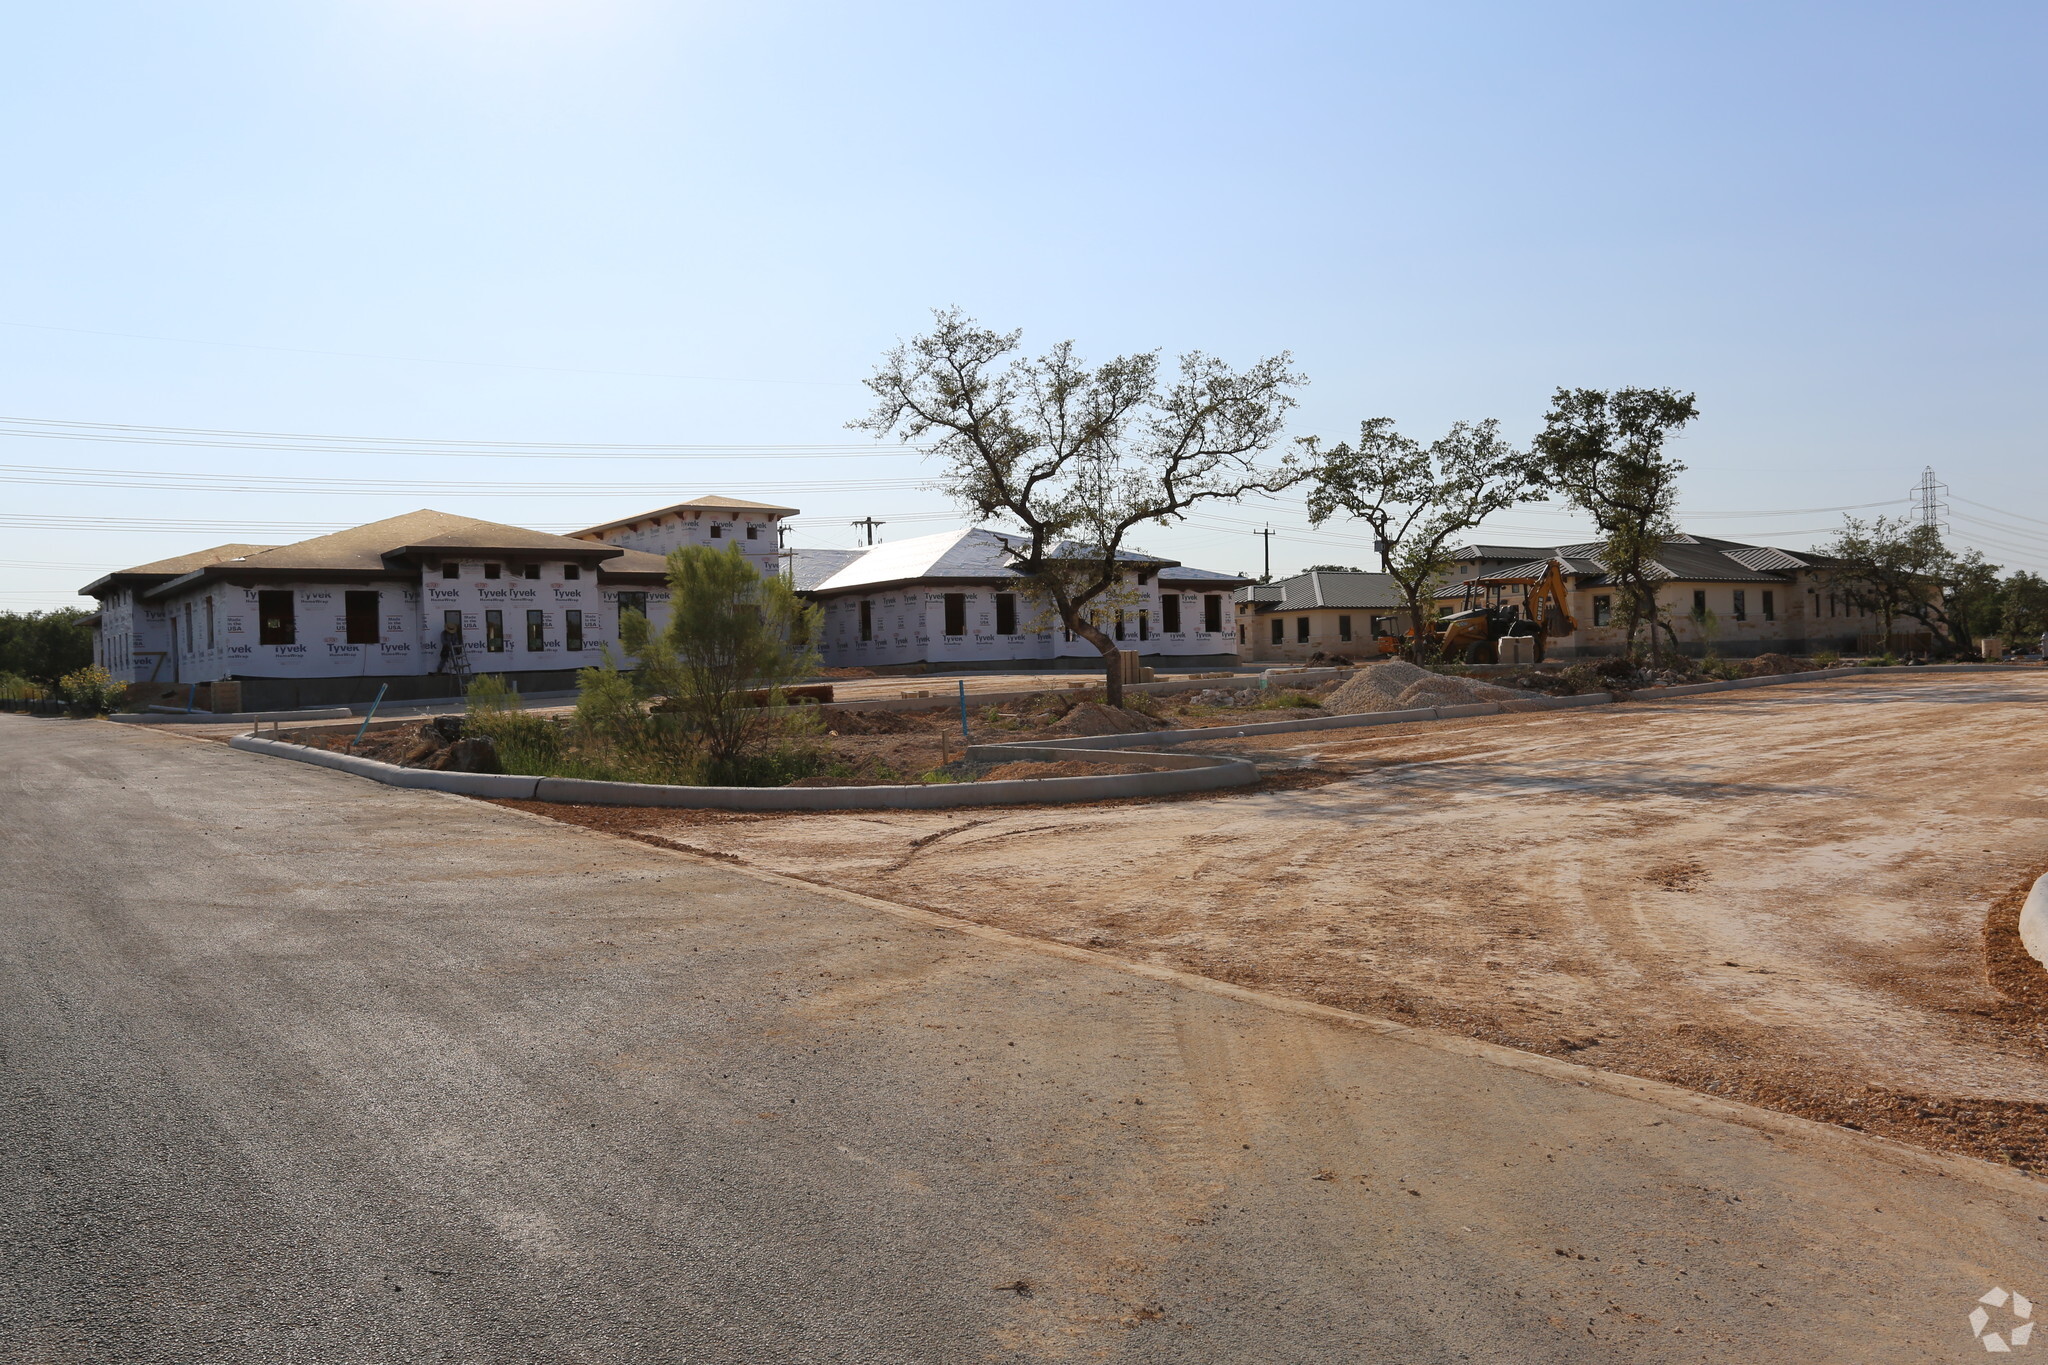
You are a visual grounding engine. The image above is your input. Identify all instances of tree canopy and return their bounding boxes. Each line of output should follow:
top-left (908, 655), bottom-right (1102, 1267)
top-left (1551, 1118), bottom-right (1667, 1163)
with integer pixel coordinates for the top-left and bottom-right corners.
top-left (0, 608), bottom-right (95, 685)
top-left (854, 308), bottom-right (1306, 702)
top-left (1532, 387), bottom-right (1698, 663)
top-left (1303, 417), bottom-right (1542, 661)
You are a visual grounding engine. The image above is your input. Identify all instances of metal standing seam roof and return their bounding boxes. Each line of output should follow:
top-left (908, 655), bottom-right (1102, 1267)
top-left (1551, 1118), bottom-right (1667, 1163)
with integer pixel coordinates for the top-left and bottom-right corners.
top-left (802, 528), bottom-right (1214, 595)
top-left (1450, 544), bottom-right (1557, 563)
top-left (1462, 534), bottom-right (1826, 589)
top-left (1234, 570), bottom-right (1407, 611)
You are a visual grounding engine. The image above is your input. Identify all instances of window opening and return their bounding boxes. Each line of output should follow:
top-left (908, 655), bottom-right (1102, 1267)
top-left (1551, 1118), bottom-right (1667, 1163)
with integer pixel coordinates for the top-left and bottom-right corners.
top-left (566, 609), bottom-right (584, 652)
top-left (443, 562), bottom-right (460, 579)
top-left (1161, 595), bottom-right (1181, 634)
top-left (1204, 594), bottom-right (1223, 633)
top-left (258, 590), bottom-right (295, 645)
top-left (485, 610), bottom-right (505, 653)
top-left (345, 591), bottom-right (380, 645)
top-left (1592, 595), bottom-right (1612, 627)
top-left (994, 593), bottom-right (1017, 635)
top-left (484, 563), bottom-right (501, 579)
top-left (1338, 614), bottom-right (1352, 642)
top-left (563, 564), bottom-right (580, 581)
top-left (527, 610), bottom-right (545, 651)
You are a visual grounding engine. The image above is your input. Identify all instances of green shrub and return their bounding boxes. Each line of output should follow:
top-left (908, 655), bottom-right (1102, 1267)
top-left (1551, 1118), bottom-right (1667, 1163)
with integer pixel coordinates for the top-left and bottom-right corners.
top-left (58, 664), bottom-right (122, 715)
top-left (1254, 690), bottom-right (1323, 709)
top-left (0, 671), bottom-right (48, 702)
top-left (1812, 650), bottom-right (1840, 668)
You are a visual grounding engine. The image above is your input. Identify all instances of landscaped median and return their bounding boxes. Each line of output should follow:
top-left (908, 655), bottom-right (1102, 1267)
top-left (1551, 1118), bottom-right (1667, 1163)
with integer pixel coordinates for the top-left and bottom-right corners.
top-left (225, 732), bottom-right (1257, 810)
top-left (222, 662), bottom-right (2029, 809)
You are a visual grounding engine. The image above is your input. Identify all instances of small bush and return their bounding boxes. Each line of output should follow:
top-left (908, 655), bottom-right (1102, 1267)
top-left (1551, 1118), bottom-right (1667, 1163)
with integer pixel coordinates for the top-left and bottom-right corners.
top-left (58, 664), bottom-right (122, 715)
top-left (1812, 650), bottom-right (1840, 668)
top-left (1254, 690), bottom-right (1323, 710)
top-left (0, 671), bottom-right (49, 702)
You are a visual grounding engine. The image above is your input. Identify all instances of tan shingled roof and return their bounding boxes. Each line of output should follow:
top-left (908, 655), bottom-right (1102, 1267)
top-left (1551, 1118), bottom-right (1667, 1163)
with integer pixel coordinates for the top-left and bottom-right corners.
top-left (233, 510), bottom-right (617, 573)
top-left (79, 543), bottom-right (279, 597)
top-left (140, 510), bottom-right (621, 598)
top-left (595, 547), bottom-right (674, 579)
top-left (573, 494), bottom-right (800, 538)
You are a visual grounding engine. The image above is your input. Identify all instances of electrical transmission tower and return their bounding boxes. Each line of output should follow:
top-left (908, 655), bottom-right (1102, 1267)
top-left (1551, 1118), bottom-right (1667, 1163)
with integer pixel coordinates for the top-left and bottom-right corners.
top-left (1909, 466), bottom-right (1949, 534)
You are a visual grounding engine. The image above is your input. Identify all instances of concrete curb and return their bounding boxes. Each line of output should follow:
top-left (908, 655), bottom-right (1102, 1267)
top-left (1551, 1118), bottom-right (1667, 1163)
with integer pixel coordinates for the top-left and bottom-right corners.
top-left (228, 733), bottom-right (1255, 810)
top-left (230, 735), bottom-right (542, 798)
top-left (225, 661), bottom-right (2034, 805)
top-left (113, 708), bottom-right (354, 725)
top-left (1030, 663), bottom-right (2036, 751)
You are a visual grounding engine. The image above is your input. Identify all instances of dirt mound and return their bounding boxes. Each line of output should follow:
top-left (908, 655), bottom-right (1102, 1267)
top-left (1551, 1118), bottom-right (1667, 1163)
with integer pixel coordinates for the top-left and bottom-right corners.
top-left (1744, 653), bottom-right (1803, 677)
top-left (1324, 661), bottom-right (1535, 714)
top-left (1323, 660), bottom-right (1436, 713)
top-left (1048, 702), bottom-right (1166, 736)
top-left (976, 759), bottom-right (1149, 781)
top-left (823, 708), bottom-right (926, 735)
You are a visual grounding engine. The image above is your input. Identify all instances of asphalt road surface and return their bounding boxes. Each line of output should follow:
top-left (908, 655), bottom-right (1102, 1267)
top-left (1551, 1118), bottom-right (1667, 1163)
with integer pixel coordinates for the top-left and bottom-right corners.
top-left (5, 716), bottom-right (2047, 1363)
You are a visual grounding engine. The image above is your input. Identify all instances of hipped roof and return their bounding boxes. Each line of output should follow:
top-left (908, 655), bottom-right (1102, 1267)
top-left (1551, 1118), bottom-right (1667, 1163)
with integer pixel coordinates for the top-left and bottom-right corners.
top-left (1462, 533), bottom-right (1829, 589)
top-left (796, 527), bottom-right (1244, 596)
top-left (1236, 570), bottom-right (1406, 612)
top-left (141, 510), bottom-right (621, 598)
top-left (574, 494), bottom-right (800, 539)
top-left (79, 543), bottom-right (279, 598)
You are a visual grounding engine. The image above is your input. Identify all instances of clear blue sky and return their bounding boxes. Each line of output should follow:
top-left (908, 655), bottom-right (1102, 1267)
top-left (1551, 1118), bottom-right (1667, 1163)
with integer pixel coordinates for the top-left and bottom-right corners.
top-left (3, 0), bottom-right (2043, 608)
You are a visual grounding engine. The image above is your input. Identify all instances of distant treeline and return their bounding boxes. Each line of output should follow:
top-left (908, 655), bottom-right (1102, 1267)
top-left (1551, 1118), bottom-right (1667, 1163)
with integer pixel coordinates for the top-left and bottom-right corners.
top-left (0, 608), bottom-right (95, 685)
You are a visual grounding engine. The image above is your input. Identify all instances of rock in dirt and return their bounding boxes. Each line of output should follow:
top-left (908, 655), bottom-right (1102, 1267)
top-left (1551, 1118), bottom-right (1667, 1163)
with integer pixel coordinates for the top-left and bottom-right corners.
top-left (429, 736), bottom-right (500, 773)
top-left (1048, 701), bottom-right (1166, 736)
top-left (822, 708), bottom-right (926, 735)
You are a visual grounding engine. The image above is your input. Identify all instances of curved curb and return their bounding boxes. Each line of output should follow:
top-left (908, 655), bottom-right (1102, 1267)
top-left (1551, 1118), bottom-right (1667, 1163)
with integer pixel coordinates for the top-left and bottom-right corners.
top-left (227, 733), bottom-right (1255, 810)
top-left (1029, 662), bottom-right (2034, 752)
top-left (2019, 874), bottom-right (2048, 971)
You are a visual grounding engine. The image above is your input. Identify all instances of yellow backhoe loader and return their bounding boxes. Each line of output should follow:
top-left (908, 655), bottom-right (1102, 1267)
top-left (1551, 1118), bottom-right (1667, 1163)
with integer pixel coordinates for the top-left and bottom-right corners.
top-left (1376, 559), bottom-right (1578, 664)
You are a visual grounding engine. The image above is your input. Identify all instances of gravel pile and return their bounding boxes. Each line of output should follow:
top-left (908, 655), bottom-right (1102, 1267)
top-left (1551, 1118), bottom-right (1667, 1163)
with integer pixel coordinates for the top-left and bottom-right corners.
top-left (1324, 661), bottom-right (1538, 714)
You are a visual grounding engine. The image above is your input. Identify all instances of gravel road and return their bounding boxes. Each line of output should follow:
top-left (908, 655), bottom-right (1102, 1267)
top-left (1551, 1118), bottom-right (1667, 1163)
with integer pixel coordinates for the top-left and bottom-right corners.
top-left (5, 715), bottom-right (2047, 1363)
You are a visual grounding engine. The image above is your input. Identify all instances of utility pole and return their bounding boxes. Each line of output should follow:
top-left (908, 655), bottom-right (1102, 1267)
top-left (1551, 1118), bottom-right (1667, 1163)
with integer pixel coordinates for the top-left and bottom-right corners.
top-left (1255, 526), bottom-right (1275, 582)
top-left (852, 517), bottom-right (887, 546)
top-left (1909, 466), bottom-right (1948, 534)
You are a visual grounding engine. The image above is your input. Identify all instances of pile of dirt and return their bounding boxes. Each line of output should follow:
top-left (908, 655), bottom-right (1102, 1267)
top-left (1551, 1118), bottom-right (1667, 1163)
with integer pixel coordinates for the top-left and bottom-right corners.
top-left (1744, 652), bottom-right (1803, 677)
top-left (822, 708), bottom-right (927, 735)
top-left (975, 759), bottom-right (1150, 781)
top-left (1324, 662), bottom-right (1536, 714)
top-left (1047, 702), bottom-right (1168, 737)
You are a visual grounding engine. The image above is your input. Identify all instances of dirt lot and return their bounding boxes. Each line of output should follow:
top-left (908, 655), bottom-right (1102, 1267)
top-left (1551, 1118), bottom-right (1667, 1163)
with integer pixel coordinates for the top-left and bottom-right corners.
top-left (501, 671), bottom-right (2048, 1172)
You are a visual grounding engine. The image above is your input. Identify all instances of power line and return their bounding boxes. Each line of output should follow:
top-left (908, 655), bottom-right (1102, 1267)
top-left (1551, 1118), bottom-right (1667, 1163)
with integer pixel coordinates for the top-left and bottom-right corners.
top-left (0, 321), bottom-right (864, 388)
top-left (0, 414), bottom-right (926, 461)
top-left (0, 462), bottom-right (938, 497)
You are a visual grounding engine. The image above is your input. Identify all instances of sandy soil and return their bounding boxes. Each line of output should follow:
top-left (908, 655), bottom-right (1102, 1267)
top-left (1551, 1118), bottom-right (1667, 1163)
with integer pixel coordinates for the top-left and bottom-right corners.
top-left (501, 671), bottom-right (2048, 1171)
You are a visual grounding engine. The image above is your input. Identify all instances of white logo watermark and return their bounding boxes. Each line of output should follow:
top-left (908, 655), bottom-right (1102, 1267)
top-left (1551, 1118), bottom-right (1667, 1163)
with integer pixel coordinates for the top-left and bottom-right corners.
top-left (1972, 1287), bottom-right (2034, 1352)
